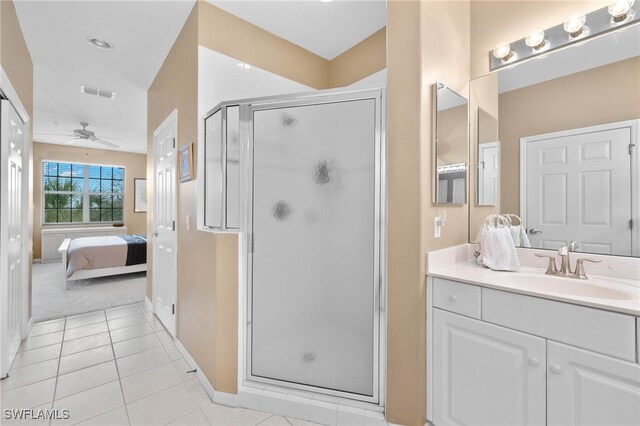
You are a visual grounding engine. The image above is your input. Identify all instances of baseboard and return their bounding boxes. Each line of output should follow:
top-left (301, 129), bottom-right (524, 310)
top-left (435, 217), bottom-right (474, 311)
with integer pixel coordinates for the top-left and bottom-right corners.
top-left (33, 258), bottom-right (41, 264)
top-left (174, 338), bottom-right (238, 408)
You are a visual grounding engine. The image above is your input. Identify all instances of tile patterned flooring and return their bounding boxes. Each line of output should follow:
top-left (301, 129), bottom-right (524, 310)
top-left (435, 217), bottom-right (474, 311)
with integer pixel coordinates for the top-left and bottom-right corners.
top-left (1, 302), bottom-right (319, 426)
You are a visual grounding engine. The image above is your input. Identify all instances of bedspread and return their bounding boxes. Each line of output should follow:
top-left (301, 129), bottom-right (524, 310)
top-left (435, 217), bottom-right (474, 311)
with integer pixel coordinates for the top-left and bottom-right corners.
top-left (66, 236), bottom-right (128, 277)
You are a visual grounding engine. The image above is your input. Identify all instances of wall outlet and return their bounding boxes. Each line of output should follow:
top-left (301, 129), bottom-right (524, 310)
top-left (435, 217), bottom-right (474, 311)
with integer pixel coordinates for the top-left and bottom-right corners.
top-left (434, 217), bottom-right (441, 238)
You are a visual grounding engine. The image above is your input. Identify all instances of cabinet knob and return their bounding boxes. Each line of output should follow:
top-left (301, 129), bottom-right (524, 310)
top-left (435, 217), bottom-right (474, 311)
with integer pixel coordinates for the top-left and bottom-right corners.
top-left (550, 365), bottom-right (563, 375)
top-left (449, 294), bottom-right (458, 302)
top-left (528, 358), bottom-right (540, 367)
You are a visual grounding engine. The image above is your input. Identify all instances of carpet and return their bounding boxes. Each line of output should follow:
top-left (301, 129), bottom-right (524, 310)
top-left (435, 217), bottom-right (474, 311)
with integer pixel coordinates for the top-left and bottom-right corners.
top-left (32, 261), bottom-right (146, 322)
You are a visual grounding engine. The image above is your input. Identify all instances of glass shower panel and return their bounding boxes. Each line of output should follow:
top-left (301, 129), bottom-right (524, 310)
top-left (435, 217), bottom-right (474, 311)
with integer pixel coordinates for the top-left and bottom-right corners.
top-left (251, 99), bottom-right (377, 397)
top-left (226, 106), bottom-right (240, 229)
top-left (205, 109), bottom-right (223, 228)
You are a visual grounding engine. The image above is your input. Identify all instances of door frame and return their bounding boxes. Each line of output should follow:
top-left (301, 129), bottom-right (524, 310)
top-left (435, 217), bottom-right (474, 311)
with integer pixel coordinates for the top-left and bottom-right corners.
top-left (0, 66), bottom-right (31, 352)
top-left (237, 88), bottom-right (387, 406)
top-left (151, 109), bottom-right (178, 336)
top-left (519, 119), bottom-right (640, 256)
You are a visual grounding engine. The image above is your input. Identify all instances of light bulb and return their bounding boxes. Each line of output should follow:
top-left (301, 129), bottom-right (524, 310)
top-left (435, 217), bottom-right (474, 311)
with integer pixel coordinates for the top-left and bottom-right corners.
top-left (564, 13), bottom-right (587, 37)
top-left (525, 29), bottom-right (546, 49)
top-left (492, 42), bottom-right (512, 60)
top-left (608, 0), bottom-right (635, 21)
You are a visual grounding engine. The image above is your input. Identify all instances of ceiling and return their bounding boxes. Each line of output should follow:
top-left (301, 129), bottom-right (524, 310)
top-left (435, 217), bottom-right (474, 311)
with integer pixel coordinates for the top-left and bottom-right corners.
top-left (14, 0), bottom-right (196, 154)
top-left (208, 0), bottom-right (387, 60)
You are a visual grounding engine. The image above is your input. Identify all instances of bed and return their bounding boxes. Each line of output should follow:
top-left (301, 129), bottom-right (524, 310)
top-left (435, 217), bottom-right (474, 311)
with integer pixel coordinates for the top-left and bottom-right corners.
top-left (58, 235), bottom-right (147, 289)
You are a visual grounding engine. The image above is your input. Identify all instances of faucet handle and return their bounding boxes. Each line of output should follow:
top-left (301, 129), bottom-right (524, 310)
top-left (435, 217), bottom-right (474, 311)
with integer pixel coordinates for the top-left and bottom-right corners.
top-left (574, 258), bottom-right (601, 279)
top-left (535, 253), bottom-right (558, 274)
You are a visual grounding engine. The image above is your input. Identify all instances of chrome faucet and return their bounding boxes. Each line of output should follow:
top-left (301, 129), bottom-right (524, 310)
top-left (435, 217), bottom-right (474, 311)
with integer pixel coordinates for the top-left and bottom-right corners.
top-left (535, 246), bottom-right (601, 280)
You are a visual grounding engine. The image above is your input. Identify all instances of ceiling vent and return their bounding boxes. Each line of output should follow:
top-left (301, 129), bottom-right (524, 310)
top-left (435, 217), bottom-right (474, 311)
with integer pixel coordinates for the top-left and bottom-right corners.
top-left (80, 85), bottom-right (116, 99)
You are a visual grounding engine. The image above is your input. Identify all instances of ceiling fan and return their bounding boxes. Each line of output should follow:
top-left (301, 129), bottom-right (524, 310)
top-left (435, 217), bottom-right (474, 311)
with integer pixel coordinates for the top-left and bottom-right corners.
top-left (36, 122), bottom-right (121, 149)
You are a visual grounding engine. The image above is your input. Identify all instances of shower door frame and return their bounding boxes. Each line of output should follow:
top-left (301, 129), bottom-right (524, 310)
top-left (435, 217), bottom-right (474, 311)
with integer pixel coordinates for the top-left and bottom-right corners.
top-left (238, 88), bottom-right (387, 406)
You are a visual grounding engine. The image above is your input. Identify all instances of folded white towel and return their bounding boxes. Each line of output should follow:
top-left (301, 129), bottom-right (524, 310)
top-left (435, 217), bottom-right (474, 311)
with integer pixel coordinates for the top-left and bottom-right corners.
top-left (508, 224), bottom-right (531, 248)
top-left (518, 225), bottom-right (531, 248)
top-left (476, 224), bottom-right (520, 271)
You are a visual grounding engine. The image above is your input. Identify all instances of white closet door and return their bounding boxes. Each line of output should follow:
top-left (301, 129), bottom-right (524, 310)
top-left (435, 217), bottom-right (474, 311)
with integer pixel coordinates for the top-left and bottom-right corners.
top-left (1, 100), bottom-right (27, 377)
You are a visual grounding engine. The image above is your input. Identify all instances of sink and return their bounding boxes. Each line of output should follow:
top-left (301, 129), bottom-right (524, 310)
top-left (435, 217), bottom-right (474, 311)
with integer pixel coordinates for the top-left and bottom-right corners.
top-left (511, 273), bottom-right (635, 301)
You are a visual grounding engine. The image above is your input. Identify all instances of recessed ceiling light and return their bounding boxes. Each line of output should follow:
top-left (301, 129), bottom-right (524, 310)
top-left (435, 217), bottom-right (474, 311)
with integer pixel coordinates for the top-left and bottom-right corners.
top-left (319, 0), bottom-right (334, 3)
top-left (237, 62), bottom-right (251, 70)
top-left (88, 38), bottom-right (112, 50)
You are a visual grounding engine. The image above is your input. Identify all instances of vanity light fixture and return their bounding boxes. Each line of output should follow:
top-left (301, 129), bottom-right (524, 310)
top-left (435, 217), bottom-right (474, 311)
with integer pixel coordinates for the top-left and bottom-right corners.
top-left (609, 0), bottom-right (635, 22)
top-left (489, 1), bottom-right (639, 71)
top-left (88, 38), bottom-right (112, 50)
top-left (564, 13), bottom-right (588, 38)
top-left (492, 42), bottom-right (514, 61)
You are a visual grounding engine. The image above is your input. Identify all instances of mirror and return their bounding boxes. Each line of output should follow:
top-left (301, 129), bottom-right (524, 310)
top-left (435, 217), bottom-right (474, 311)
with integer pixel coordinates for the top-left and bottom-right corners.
top-left (433, 82), bottom-right (468, 205)
top-left (476, 108), bottom-right (499, 206)
top-left (469, 24), bottom-right (640, 257)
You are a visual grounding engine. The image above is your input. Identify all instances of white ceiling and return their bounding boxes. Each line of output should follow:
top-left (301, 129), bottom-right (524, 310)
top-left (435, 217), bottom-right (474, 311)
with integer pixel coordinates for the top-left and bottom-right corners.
top-left (208, 0), bottom-right (387, 60)
top-left (14, 0), bottom-right (196, 154)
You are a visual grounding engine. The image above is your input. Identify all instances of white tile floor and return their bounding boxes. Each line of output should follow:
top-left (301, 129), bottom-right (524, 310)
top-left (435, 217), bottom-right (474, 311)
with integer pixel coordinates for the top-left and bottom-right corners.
top-left (1, 301), bottom-right (320, 426)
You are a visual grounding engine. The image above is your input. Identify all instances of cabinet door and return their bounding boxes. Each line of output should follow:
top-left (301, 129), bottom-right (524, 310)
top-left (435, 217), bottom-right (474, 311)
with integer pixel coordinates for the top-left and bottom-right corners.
top-left (433, 309), bottom-right (546, 425)
top-left (547, 341), bottom-right (640, 426)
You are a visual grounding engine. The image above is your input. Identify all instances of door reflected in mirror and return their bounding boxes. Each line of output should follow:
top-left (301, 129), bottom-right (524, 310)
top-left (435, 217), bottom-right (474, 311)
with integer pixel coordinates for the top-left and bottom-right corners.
top-left (477, 108), bottom-right (499, 206)
top-left (434, 82), bottom-right (468, 205)
top-left (469, 23), bottom-right (640, 257)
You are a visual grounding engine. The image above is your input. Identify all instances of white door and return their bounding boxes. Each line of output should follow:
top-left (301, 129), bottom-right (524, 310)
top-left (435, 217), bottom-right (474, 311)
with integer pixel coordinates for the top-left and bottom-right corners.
top-left (547, 341), bottom-right (640, 426)
top-left (523, 125), bottom-right (633, 255)
top-left (152, 111), bottom-right (177, 336)
top-left (478, 141), bottom-right (499, 206)
top-left (433, 309), bottom-right (546, 426)
top-left (0, 100), bottom-right (27, 377)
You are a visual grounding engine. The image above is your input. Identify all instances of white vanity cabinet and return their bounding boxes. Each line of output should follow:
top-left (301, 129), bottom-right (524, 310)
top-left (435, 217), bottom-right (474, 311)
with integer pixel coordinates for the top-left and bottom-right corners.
top-left (428, 277), bottom-right (640, 426)
top-left (433, 309), bottom-right (546, 425)
top-left (547, 341), bottom-right (640, 426)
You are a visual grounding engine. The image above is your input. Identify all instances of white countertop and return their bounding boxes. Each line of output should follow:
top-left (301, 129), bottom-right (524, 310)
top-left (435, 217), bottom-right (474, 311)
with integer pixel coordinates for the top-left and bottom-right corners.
top-left (427, 246), bottom-right (640, 317)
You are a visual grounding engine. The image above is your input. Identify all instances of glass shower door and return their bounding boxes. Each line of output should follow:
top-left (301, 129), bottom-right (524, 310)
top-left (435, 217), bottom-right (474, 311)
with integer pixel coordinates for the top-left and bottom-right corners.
top-left (250, 95), bottom-right (380, 399)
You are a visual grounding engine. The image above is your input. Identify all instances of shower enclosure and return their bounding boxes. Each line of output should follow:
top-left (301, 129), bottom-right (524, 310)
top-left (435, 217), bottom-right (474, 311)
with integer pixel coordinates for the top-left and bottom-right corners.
top-left (204, 88), bottom-right (386, 404)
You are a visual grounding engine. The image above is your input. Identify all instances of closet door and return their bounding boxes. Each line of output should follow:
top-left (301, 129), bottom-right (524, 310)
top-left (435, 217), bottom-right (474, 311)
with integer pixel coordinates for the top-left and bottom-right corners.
top-left (249, 95), bottom-right (379, 399)
top-left (433, 309), bottom-right (546, 425)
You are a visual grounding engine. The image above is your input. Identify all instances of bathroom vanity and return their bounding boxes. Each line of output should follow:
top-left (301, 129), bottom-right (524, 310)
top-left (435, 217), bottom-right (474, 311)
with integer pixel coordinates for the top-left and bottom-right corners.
top-left (426, 245), bottom-right (640, 426)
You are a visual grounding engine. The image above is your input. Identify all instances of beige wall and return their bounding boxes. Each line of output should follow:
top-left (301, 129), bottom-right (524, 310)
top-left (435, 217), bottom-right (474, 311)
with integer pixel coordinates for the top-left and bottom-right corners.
top-left (1, 0), bottom-right (34, 317)
top-left (32, 143), bottom-right (147, 259)
top-left (386, 1), bottom-right (469, 424)
top-left (498, 56), bottom-right (640, 216)
top-left (329, 27), bottom-right (386, 88)
top-left (471, 0), bottom-right (609, 79)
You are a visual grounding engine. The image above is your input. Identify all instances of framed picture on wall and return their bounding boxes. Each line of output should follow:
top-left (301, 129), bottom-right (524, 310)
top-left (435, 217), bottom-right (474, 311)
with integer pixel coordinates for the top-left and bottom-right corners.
top-left (179, 143), bottom-right (195, 183)
top-left (134, 178), bottom-right (147, 213)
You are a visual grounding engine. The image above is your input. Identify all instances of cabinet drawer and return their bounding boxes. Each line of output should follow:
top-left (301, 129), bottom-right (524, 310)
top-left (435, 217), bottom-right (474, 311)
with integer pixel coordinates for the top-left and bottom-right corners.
top-left (433, 278), bottom-right (481, 319)
top-left (482, 288), bottom-right (636, 362)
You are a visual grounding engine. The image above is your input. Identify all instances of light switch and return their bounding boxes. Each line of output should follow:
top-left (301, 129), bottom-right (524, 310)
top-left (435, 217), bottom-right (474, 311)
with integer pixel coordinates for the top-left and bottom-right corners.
top-left (185, 215), bottom-right (190, 231)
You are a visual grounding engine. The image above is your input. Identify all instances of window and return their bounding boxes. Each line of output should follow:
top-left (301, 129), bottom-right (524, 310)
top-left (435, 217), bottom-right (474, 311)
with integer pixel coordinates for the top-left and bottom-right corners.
top-left (43, 161), bottom-right (124, 224)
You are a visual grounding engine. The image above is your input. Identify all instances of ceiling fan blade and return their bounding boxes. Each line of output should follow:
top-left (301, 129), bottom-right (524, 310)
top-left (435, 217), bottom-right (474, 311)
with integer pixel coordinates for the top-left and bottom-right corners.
top-left (35, 133), bottom-right (74, 137)
top-left (93, 138), bottom-right (119, 149)
top-left (64, 138), bottom-right (84, 145)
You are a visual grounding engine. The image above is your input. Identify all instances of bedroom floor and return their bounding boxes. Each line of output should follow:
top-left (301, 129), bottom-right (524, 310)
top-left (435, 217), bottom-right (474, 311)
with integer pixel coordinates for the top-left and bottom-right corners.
top-left (32, 262), bottom-right (146, 322)
top-left (1, 302), bottom-right (316, 426)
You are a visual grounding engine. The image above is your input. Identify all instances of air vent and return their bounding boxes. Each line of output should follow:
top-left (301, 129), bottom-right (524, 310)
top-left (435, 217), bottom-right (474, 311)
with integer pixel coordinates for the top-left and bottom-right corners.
top-left (80, 85), bottom-right (116, 99)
